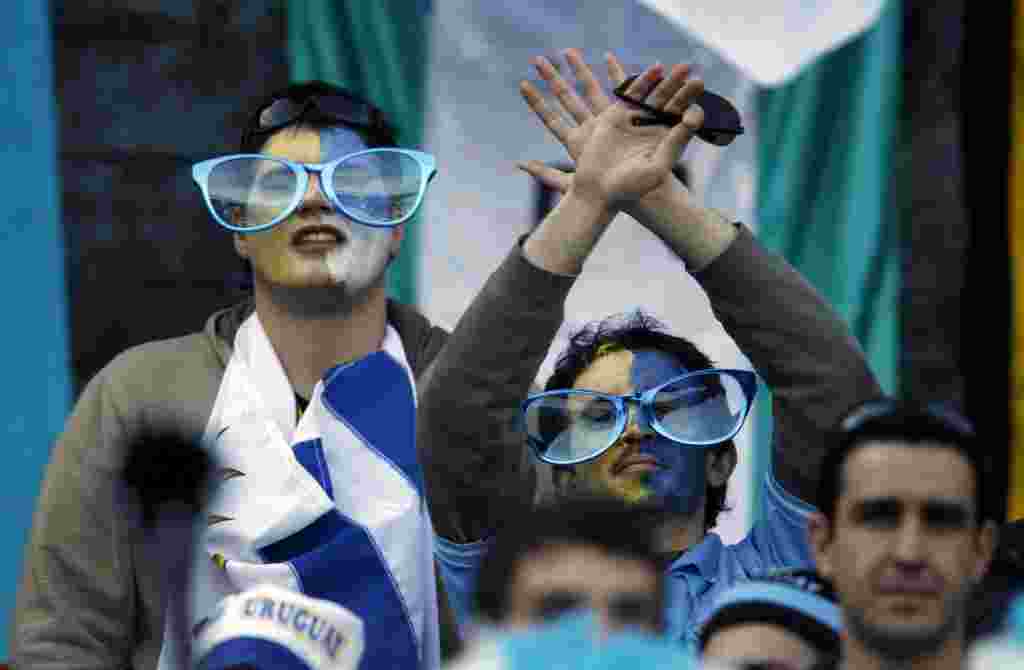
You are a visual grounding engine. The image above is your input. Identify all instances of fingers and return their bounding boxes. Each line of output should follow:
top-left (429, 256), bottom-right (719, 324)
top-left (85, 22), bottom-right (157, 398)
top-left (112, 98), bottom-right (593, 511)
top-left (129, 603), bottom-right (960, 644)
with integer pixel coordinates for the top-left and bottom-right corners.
top-left (532, 55), bottom-right (591, 124)
top-left (653, 105), bottom-right (704, 171)
top-left (623, 63), bottom-right (665, 100)
top-left (517, 160), bottom-right (572, 194)
top-left (605, 52), bottom-right (628, 86)
top-left (563, 48), bottom-right (611, 113)
top-left (519, 80), bottom-right (574, 148)
top-left (647, 64), bottom-right (692, 109)
top-left (664, 78), bottom-right (705, 117)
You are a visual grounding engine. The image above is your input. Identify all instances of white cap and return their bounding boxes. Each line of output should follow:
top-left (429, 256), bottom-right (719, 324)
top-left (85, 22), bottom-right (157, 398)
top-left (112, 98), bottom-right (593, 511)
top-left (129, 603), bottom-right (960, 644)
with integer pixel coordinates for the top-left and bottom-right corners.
top-left (193, 584), bottom-right (364, 670)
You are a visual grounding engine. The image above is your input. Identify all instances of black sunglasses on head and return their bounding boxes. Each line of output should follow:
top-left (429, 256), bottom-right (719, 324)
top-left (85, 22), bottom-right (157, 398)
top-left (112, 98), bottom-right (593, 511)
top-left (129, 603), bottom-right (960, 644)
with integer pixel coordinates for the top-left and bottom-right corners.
top-left (242, 91), bottom-right (395, 149)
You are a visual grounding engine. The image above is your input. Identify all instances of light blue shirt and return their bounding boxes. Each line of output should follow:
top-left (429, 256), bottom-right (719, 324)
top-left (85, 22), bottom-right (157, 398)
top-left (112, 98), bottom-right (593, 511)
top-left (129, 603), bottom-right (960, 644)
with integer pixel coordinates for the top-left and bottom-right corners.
top-left (434, 472), bottom-right (814, 647)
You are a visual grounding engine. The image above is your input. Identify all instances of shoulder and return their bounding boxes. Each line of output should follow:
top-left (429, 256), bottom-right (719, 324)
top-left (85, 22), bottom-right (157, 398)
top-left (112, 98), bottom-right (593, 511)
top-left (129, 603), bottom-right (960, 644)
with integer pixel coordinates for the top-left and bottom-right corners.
top-left (104, 331), bottom-right (222, 393)
top-left (82, 330), bottom-right (225, 443)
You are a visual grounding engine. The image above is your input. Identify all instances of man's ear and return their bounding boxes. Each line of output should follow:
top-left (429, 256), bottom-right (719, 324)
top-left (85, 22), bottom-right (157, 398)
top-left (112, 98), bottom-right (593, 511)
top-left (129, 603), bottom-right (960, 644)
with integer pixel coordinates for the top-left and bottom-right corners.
top-left (808, 512), bottom-right (835, 579)
top-left (972, 520), bottom-right (999, 583)
top-left (706, 444), bottom-right (737, 487)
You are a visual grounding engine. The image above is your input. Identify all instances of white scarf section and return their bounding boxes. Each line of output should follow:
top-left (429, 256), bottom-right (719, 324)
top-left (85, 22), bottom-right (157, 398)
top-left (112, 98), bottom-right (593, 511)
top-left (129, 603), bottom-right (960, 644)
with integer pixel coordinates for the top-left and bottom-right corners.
top-left (158, 312), bottom-right (439, 670)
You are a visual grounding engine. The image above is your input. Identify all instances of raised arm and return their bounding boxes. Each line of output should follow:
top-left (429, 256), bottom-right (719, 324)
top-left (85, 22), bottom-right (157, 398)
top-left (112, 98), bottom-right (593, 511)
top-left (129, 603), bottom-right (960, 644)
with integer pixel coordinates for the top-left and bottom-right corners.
top-left (519, 50), bottom-right (882, 504)
top-left (418, 61), bottom-right (707, 543)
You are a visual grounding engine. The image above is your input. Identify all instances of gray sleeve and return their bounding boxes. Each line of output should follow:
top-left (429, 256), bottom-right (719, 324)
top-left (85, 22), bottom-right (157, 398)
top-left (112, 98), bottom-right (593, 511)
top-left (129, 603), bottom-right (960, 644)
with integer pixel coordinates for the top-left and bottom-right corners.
top-left (418, 240), bottom-right (576, 543)
top-left (12, 365), bottom-right (139, 670)
top-left (694, 225), bottom-right (883, 505)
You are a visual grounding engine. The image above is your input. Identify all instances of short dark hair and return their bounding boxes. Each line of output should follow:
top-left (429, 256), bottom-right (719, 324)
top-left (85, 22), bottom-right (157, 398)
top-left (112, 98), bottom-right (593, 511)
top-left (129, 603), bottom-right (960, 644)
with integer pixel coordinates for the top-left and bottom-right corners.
top-left (545, 310), bottom-right (731, 532)
top-left (473, 496), bottom-right (665, 624)
top-left (815, 398), bottom-right (987, 523)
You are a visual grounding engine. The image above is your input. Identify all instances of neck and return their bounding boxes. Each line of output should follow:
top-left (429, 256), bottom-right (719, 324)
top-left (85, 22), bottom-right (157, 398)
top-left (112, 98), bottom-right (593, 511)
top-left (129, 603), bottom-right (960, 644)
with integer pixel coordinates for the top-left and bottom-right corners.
top-left (655, 500), bottom-right (707, 555)
top-left (252, 281), bottom-right (388, 399)
top-left (841, 634), bottom-right (965, 670)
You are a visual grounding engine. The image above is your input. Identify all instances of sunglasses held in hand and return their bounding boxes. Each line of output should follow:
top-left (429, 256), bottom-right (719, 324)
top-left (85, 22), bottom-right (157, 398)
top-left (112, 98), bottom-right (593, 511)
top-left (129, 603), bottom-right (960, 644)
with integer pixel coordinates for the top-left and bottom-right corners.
top-left (613, 75), bottom-right (745, 146)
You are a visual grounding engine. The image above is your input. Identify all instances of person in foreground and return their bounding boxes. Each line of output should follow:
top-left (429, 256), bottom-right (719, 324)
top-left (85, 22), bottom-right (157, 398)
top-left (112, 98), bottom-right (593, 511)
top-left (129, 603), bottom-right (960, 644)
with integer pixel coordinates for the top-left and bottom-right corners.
top-left (471, 497), bottom-right (665, 637)
top-left (13, 81), bottom-right (470, 670)
top-left (422, 49), bottom-right (881, 647)
top-left (808, 400), bottom-right (997, 670)
top-left (698, 569), bottom-right (842, 670)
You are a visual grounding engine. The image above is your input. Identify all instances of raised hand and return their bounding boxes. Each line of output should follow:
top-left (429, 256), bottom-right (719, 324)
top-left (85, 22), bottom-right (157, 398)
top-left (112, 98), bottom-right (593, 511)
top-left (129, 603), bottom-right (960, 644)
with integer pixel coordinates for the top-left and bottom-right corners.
top-left (520, 50), bottom-right (737, 272)
top-left (518, 50), bottom-right (703, 207)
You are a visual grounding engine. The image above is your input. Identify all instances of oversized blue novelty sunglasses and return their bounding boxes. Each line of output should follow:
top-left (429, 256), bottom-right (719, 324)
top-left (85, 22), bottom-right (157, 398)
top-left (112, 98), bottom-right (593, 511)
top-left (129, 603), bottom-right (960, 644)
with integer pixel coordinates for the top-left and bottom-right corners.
top-left (522, 368), bottom-right (758, 466)
top-left (192, 148), bottom-right (437, 232)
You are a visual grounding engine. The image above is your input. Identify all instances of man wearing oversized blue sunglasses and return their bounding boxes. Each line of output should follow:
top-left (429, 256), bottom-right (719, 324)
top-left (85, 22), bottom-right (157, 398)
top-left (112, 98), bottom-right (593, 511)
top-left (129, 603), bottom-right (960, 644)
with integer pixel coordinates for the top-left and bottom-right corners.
top-left (15, 81), bottom-right (463, 670)
top-left (421, 50), bottom-right (883, 650)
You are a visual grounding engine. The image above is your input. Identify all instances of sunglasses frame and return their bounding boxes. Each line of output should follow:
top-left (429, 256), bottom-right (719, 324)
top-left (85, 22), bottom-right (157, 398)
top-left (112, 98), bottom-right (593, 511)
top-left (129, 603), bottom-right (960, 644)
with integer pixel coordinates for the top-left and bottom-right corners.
top-left (192, 148), bottom-right (437, 232)
top-left (241, 93), bottom-right (395, 151)
top-left (612, 75), bottom-right (745, 145)
top-left (522, 368), bottom-right (758, 466)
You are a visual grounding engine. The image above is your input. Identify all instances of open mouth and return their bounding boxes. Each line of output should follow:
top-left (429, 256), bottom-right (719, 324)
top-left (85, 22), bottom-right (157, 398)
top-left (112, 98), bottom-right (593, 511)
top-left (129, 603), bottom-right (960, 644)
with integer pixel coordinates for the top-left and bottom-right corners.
top-left (291, 225), bottom-right (346, 248)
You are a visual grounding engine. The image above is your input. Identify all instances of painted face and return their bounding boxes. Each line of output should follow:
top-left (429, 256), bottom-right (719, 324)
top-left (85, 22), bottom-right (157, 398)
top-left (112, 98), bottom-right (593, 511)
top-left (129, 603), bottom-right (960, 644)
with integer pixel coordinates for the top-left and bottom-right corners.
top-left (571, 349), bottom-right (708, 515)
top-left (813, 443), bottom-right (994, 661)
top-left (234, 126), bottom-right (400, 302)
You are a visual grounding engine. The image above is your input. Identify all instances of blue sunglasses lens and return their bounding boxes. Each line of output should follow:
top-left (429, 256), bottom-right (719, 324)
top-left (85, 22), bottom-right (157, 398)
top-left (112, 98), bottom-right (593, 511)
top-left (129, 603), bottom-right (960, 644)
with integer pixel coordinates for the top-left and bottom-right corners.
top-left (205, 157), bottom-right (297, 230)
top-left (332, 151), bottom-right (424, 224)
top-left (650, 372), bottom-right (746, 444)
top-left (525, 394), bottom-right (619, 465)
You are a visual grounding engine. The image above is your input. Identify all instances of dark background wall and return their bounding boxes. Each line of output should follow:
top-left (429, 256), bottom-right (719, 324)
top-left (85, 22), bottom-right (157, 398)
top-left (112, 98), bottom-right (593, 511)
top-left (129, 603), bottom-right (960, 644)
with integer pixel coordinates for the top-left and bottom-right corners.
top-left (55, 1), bottom-right (290, 394)
top-left (901, 0), bottom-right (1012, 521)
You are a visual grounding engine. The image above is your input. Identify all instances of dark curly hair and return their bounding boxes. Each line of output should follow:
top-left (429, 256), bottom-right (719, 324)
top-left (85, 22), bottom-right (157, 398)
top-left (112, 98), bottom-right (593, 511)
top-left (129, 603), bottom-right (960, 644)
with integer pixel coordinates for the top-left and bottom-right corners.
top-left (545, 310), bottom-right (733, 532)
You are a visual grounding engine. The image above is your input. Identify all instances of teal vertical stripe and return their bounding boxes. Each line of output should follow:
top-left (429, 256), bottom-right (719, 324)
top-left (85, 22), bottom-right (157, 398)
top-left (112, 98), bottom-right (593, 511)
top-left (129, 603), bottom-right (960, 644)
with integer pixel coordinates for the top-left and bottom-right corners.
top-left (2, 0), bottom-right (70, 655)
top-left (750, 0), bottom-right (902, 520)
top-left (286, 0), bottom-right (430, 305)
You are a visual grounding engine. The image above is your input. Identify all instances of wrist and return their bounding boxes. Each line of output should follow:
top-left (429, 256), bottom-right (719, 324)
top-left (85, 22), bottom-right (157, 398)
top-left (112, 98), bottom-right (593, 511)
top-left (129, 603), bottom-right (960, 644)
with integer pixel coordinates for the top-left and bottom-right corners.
top-left (626, 180), bottom-right (739, 271)
top-left (562, 183), bottom-right (617, 218)
top-left (523, 187), bottom-right (617, 276)
top-left (626, 176), bottom-right (690, 229)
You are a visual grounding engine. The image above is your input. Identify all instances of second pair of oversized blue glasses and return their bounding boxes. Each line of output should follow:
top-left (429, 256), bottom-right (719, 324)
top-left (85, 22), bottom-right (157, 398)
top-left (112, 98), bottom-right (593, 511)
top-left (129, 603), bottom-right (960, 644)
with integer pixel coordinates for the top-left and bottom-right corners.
top-left (523, 369), bottom-right (758, 466)
top-left (193, 149), bottom-right (437, 232)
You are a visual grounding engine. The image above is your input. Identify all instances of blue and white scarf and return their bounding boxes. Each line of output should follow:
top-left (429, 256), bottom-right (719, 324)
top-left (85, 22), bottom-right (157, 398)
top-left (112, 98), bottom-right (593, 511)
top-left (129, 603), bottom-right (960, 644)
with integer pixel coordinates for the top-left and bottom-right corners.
top-left (159, 313), bottom-right (439, 670)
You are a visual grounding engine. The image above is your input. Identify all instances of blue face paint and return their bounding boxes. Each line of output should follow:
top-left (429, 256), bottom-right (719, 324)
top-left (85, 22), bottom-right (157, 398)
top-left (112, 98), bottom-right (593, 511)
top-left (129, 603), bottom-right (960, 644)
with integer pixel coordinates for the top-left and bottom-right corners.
top-left (319, 126), bottom-right (370, 162)
top-left (629, 350), bottom-right (708, 516)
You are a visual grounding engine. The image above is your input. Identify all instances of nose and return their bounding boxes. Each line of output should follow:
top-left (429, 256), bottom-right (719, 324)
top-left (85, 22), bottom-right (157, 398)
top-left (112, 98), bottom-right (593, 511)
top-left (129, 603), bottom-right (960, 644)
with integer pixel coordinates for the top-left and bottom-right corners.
top-left (620, 402), bottom-right (655, 446)
top-left (893, 513), bottom-right (926, 563)
top-left (296, 171), bottom-right (332, 215)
